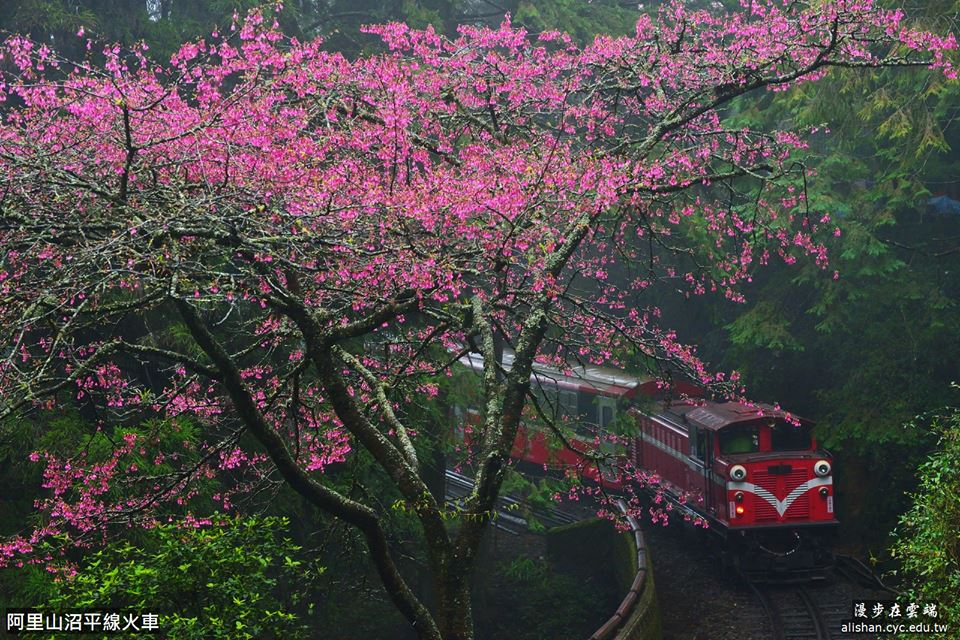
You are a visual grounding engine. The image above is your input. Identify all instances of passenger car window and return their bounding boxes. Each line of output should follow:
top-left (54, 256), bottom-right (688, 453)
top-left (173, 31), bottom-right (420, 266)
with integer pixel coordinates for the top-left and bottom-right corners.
top-left (600, 405), bottom-right (614, 430)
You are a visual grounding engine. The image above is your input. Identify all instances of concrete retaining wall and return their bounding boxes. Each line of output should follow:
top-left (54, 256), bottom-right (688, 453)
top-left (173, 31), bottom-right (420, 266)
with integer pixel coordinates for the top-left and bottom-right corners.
top-left (589, 500), bottom-right (661, 640)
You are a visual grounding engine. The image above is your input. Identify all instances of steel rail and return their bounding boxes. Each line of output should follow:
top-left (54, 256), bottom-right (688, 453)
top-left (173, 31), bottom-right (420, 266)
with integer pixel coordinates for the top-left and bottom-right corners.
top-left (749, 581), bottom-right (837, 640)
top-left (797, 587), bottom-right (831, 640)
top-left (834, 554), bottom-right (899, 596)
top-left (748, 580), bottom-right (786, 640)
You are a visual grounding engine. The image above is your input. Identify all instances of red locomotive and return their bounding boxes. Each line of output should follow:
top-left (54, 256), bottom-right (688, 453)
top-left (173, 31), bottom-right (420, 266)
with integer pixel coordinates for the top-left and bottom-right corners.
top-left (456, 352), bottom-right (838, 580)
top-left (631, 399), bottom-right (837, 579)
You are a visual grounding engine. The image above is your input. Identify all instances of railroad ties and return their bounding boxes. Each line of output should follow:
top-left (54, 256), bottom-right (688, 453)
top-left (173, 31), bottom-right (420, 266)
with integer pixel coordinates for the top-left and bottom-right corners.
top-left (749, 584), bottom-right (830, 640)
top-left (443, 469), bottom-right (588, 533)
top-left (746, 558), bottom-right (900, 640)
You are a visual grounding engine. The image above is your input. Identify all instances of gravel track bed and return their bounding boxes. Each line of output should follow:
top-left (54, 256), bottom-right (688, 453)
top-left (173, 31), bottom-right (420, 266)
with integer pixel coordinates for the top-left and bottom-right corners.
top-left (642, 521), bottom-right (893, 640)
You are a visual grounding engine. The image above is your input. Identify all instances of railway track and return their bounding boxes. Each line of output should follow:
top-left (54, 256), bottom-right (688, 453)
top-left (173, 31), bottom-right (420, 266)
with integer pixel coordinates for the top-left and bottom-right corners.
top-left (443, 473), bottom-right (908, 639)
top-left (834, 554), bottom-right (899, 595)
top-left (642, 519), bottom-right (920, 640)
top-left (749, 584), bottom-right (831, 640)
top-left (745, 557), bottom-right (900, 640)
top-left (444, 469), bottom-right (589, 533)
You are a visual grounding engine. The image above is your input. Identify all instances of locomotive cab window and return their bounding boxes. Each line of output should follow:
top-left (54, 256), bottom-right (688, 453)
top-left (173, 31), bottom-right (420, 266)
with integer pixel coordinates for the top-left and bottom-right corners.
top-left (719, 425), bottom-right (760, 455)
top-left (770, 421), bottom-right (813, 451)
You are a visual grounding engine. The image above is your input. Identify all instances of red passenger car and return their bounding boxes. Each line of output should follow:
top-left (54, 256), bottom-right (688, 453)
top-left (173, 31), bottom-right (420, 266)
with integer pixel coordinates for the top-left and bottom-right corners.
top-left (457, 352), bottom-right (642, 482)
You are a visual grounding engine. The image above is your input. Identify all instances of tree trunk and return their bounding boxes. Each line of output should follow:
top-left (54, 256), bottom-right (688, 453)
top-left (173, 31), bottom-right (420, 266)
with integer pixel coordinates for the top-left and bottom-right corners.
top-left (435, 568), bottom-right (475, 640)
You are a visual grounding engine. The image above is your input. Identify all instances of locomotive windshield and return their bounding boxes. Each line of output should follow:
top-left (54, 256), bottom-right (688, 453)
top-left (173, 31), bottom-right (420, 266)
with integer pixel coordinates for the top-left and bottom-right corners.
top-left (719, 425), bottom-right (760, 455)
top-left (770, 421), bottom-right (813, 451)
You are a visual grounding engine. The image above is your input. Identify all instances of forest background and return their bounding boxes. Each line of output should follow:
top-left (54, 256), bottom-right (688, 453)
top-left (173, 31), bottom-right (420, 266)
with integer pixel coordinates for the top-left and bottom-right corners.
top-left (0, 0), bottom-right (957, 638)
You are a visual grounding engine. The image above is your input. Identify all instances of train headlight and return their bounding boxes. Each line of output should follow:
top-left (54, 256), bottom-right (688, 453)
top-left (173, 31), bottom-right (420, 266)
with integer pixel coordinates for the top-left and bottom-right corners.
top-left (814, 460), bottom-right (832, 477)
top-left (819, 487), bottom-right (829, 498)
top-left (729, 465), bottom-right (747, 481)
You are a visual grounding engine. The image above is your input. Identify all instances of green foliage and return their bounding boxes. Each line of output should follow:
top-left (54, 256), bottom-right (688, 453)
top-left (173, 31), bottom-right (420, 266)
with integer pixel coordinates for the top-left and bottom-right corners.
top-left (726, 300), bottom-right (805, 353)
top-left (0, 0), bottom-right (305, 61)
top-left (633, 2), bottom-right (960, 551)
top-left (500, 555), bottom-right (550, 586)
top-left (0, 0), bottom-right (643, 62)
top-left (706, 0), bottom-right (960, 452)
top-left (477, 555), bottom-right (612, 640)
top-left (37, 514), bottom-right (319, 639)
top-left (0, 0), bottom-right (95, 35)
top-left (890, 403), bottom-right (960, 634)
top-left (513, 0), bottom-right (636, 43)
top-left (500, 470), bottom-right (566, 532)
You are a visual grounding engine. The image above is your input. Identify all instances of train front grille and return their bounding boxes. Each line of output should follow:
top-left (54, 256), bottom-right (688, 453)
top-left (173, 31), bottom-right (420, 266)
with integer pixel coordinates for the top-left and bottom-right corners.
top-left (752, 468), bottom-right (810, 522)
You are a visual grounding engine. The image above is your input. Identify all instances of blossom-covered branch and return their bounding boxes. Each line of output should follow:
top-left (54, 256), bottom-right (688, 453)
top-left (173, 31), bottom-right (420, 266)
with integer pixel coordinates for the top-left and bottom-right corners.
top-left (0, 2), bottom-right (954, 638)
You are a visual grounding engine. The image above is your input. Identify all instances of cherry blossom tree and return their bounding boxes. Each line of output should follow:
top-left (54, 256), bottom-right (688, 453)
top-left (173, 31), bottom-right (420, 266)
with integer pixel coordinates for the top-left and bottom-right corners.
top-left (0, 3), bottom-right (955, 638)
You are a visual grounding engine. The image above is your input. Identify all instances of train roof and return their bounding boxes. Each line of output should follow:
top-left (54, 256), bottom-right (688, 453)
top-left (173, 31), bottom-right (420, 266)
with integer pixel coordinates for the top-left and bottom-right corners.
top-left (457, 352), bottom-right (641, 397)
top-left (457, 351), bottom-right (805, 429)
top-left (662, 401), bottom-right (811, 432)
